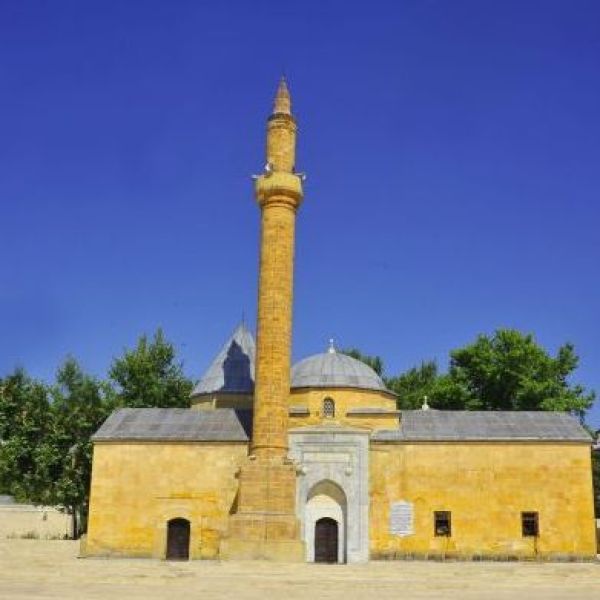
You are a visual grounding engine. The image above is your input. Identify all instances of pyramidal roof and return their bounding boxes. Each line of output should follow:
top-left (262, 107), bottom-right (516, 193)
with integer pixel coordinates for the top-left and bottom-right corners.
top-left (191, 323), bottom-right (256, 397)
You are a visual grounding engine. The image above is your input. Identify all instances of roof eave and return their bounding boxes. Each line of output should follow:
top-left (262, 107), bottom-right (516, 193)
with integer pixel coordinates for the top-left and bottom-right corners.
top-left (92, 437), bottom-right (249, 444)
top-left (371, 436), bottom-right (593, 444)
top-left (291, 384), bottom-right (397, 398)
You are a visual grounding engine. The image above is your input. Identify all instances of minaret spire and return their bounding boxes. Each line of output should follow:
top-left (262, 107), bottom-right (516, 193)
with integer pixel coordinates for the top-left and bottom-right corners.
top-left (273, 76), bottom-right (291, 115)
top-left (265, 76), bottom-right (297, 173)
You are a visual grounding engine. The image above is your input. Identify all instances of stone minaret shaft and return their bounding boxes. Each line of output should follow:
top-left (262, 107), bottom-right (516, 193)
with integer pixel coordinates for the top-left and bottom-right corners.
top-left (252, 78), bottom-right (303, 457)
top-left (221, 79), bottom-right (304, 560)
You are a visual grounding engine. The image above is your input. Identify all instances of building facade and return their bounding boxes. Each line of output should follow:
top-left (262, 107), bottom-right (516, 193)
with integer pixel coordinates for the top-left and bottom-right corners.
top-left (84, 81), bottom-right (597, 562)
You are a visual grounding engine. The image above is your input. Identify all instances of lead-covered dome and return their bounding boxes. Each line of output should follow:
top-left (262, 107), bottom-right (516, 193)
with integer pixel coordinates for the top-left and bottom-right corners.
top-left (291, 347), bottom-right (388, 392)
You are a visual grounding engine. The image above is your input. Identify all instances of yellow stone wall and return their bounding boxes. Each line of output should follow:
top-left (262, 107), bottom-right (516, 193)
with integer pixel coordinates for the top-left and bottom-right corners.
top-left (289, 388), bottom-right (399, 430)
top-left (85, 442), bottom-right (247, 559)
top-left (370, 442), bottom-right (597, 559)
top-left (85, 435), bottom-right (597, 560)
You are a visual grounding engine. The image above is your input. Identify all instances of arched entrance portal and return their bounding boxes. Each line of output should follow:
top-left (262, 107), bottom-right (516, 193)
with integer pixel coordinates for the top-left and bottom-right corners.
top-left (290, 428), bottom-right (370, 563)
top-left (305, 480), bottom-right (347, 563)
top-left (166, 518), bottom-right (190, 560)
top-left (315, 517), bottom-right (338, 563)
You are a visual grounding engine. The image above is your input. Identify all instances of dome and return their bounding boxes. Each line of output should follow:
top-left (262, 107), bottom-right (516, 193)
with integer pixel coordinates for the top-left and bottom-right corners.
top-left (291, 348), bottom-right (388, 392)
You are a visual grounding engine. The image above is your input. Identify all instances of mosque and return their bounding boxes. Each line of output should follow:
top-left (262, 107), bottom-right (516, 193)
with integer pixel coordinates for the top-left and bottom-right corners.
top-left (84, 80), bottom-right (597, 562)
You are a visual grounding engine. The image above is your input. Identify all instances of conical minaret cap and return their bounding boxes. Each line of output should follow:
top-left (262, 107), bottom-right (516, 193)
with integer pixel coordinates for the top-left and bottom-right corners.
top-left (273, 76), bottom-right (291, 115)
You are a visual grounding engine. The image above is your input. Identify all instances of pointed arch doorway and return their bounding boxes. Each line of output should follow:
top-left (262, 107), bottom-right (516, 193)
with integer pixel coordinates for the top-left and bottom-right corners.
top-left (306, 480), bottom-right (346, 563)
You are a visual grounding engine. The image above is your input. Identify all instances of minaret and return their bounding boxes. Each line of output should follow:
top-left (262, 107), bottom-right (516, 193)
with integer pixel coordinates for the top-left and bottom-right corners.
top-left (221, 78), bottom-right (304, 561)
top-left (252, 77), bottom-right (303, 457)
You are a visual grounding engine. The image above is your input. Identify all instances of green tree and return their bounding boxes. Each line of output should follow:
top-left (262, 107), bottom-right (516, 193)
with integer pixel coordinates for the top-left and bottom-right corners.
top-left (39, 358), bottom-right (114, 536)
top-left (109, 329), bottom-right (193, 408)
top-left (0, 369), bottom-right (51, 502)
top-left (387, 361), bottom-right (437, 409)
top-left (386, 362), bottom-right (475, 410)
top-left (360, 329), bottom-right (594, 417)
top-left (443, 329), bottom-right (594, 416)
top-left (340, 348), bottom-right (384, 377)
top-left (0, 329), bottom-right (193, 536)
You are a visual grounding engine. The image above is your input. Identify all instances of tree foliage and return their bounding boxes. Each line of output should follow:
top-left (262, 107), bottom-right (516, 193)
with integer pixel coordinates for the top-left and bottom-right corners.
top-left (0, 369), bottom-right (51, 502)
top-left (0, 361), bottom-right (113, 535)
top-left (386, 361), bottom-right (438, 409)
top-left (443, 330), bottom-right (594, 415)
top-left (340, 348), bottom-right (384, 377)
top-left (109, 329), bottom-right (193, 408)
top-left (0, 329), bottom-right (194, 536)
top-left (385, 329), bottom-right (595, 416)
top-left (42, 358), bottom-right (114, 534)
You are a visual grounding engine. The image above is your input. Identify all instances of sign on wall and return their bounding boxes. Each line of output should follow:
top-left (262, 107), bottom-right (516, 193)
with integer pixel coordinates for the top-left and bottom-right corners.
top-left (389, 500), bottom-right (414, 536)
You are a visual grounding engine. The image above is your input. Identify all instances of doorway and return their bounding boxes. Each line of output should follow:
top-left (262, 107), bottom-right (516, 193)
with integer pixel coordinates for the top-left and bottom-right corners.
top-left (314, 517), bottom-right (339, 563)
top-left (305, 480), bottom-right (346, 563)
top-left (166, 518), bottom-right (190, 560)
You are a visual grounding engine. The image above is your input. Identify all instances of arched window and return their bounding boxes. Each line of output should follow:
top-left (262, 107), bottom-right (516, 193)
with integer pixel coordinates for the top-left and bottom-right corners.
top-left (323, 397), bottom-right (335, 418)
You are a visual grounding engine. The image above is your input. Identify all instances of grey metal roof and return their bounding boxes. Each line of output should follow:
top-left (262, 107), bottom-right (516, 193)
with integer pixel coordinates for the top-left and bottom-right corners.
top-left (291, 350), bottom-right (389, 393)
top-left (372, 411), bottom-right (592, 442)
top-left (92, 408), bottom-right (249, 442)
top-left (191, 323), bottom-right (255, 396)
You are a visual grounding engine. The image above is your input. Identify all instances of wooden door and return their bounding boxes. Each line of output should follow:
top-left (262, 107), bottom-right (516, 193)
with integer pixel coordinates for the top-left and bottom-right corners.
top-left (166, 518), bottom-right (190, 560)
top-left (314, 517), bottom-right (338, 563)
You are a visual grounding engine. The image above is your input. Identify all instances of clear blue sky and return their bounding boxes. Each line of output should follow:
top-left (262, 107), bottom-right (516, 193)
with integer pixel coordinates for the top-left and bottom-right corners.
top-left (1, 1), bottom-right (599, 427)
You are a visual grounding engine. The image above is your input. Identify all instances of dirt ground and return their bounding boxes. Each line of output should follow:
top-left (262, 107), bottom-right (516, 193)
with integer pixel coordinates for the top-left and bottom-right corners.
top-left (1, 540), bottom-right (599, 600)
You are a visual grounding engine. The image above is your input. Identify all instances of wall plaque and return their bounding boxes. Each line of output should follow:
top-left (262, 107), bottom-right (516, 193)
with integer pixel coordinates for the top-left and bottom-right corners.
top-left (389, 500), bottom-right (414, 536)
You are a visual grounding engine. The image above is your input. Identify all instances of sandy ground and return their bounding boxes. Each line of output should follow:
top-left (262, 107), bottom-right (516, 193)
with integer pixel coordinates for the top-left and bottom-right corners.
top-left (0, 540), bottom-right (599, 600)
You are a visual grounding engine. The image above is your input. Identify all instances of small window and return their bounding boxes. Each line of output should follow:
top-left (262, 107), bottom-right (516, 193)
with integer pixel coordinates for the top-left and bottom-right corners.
top-left (323, 397), bottom-right (335, 418)
top-left (522, 512), bottom-right (539, 537)
top-left (434, 511), bottom-right (451, 537)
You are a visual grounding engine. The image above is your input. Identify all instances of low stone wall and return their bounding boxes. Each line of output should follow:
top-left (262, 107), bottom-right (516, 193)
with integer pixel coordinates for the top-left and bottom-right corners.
top-left (0, 504), bottom-right (72, 540)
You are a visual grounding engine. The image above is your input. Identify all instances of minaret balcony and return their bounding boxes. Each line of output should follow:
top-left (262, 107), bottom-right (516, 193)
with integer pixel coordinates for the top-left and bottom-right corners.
top-left (255, 171), bottom-right (303, 208)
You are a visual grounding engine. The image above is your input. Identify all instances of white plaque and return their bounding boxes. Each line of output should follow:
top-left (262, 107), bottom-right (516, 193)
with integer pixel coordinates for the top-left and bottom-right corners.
top-left (390, 500), bottom-right (414, 536)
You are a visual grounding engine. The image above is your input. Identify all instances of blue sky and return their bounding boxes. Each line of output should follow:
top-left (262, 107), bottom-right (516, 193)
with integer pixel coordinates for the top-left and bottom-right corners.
top-left (1, 1), bottom-right (599, 427)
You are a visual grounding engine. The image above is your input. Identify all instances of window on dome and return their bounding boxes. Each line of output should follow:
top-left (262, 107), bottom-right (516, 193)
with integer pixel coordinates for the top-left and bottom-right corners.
top-left (323, 398), bottom-right (335, 418)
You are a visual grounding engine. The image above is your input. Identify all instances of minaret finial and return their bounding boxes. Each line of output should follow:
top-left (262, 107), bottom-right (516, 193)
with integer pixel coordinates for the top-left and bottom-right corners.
top-left (273, 76), bottom-right (291, 115)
